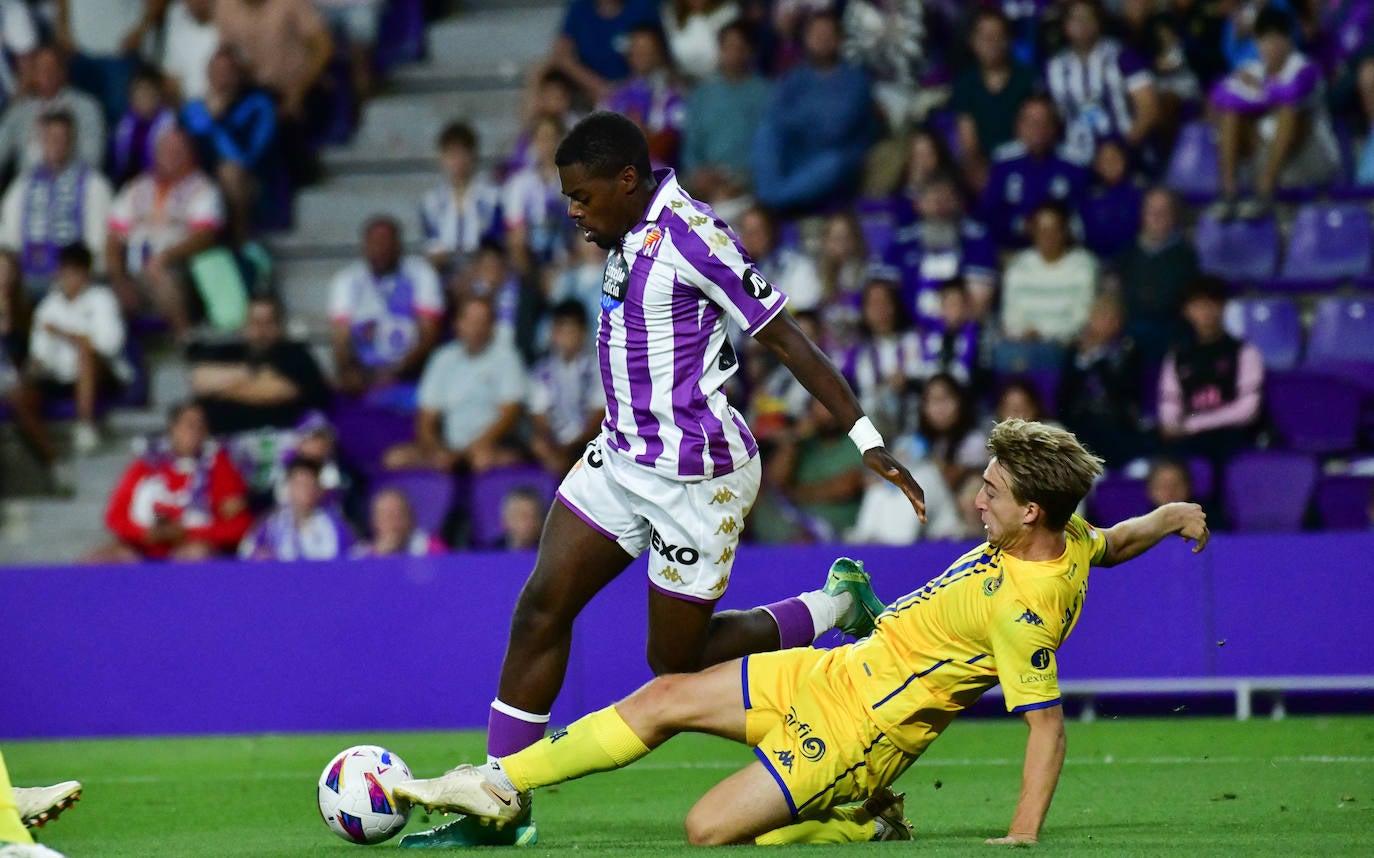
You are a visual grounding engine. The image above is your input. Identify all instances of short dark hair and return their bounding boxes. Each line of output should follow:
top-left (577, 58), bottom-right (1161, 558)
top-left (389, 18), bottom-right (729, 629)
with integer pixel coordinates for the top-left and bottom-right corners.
top-left (475, 236), bottom-right (507, 258)
top-left (57, 242), bottom-right (92, 271)
top-left (555, 111), bottom-right (652, 181)
top-left (167, 400), bottom-right (203, 425)
top-left (971, 7), bottom-right (1012, 36)
top-left (1254, 5), bottom-right (1293, 39)
top-left (39, 109), bottom-right (74, 130)
top-left (130, 63), bottom-right (165, 90)
top-left (1182, 274), bottom-right (1229, 305)
top-left (550, 298), bottom-right (588, 327)
top-left (719, 19), bottom-right (756, 47)
top-left (362, 214), bottom-right (401, 240)
top-left (285, 454), bottom-right (324, 478)
top-left (437, 121), bottom-right (477, 152)
top-left (537, 67), bottom-right (575, 93)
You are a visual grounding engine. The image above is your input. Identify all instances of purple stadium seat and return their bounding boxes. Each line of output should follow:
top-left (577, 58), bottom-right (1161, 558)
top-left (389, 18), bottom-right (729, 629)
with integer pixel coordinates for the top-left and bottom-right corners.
top-left (1306, 296), bottom-right (1374, 365)
top-left (1194, 214), bottom-right (1279, 282)
top-left (1223, 450), bottom-right (1317, 532)
top-left (1164, 121), bottom-right (1220, 201)
top-left (467, 465), bottom-right (560, 549)
top-left (1188, 457), bottom-right (1215, 501)
top-left (374, 469), bottom-right (458, 535)
top-left (1089, 476), bottom-right (1151, 524)
top-left (1273, 204), bottom-right (1373, 287)
top-left (374, 0), bottom-right (428, 73)
top-left (329, 400), bottom-right (414, 473)
top-left (1314, 474), bottom-right (1374, 530)
top-left (855, 201), bottom-right (899, 260)
top-left (1222, 297), bottom-right (1301, 371)
top-left (1265, 372), bottom-right (1361, 453)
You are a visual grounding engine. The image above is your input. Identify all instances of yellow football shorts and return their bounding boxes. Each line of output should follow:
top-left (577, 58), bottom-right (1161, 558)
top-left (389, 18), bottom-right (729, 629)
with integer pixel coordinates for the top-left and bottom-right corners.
top-left (741, 647), bottom-right (947, 820)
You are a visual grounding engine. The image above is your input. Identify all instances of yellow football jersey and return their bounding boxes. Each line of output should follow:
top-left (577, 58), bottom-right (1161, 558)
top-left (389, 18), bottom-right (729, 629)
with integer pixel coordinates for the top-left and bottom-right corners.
top-left (842, 515), bottom-right (1108, 753)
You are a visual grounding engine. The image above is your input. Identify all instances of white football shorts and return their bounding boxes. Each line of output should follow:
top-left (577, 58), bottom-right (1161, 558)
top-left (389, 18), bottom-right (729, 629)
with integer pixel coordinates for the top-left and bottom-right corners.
top-left (555, 434), bottom-right (761, 603)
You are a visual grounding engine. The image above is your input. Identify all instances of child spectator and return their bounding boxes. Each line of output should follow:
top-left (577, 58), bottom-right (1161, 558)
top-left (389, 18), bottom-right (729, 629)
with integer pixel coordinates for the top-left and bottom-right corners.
top-left (1079, 138), bottom-right (1143, 259)
top-left (1146, 456), bottom-right (1193, 507)
top-left (9, 245), bottom-right (130, 466)
top-left (528, 300), bottom-right (603, 476)
top-left (501, 113), bottom-right (571, 275)
top-left (352, 487), bottom-right (447, 558)
top-left (507, 68), bottom-right (580, 176)
top-left (239, 455), bottom-right (355, 560)
top-left (500, 486), bottom-right (545, 551)
top-left (110, 65), bottom-right (177, 187)
top-left (916, 278), bottom-right (979, 387)
top-left (1158, 275), bottom-right (1264, 466)
top-left (602, 24), bottom-right (686, 168)
top-left (420, 122), bottom-right (503, 276)
top-left (87, 401), bottom-right (252, 562)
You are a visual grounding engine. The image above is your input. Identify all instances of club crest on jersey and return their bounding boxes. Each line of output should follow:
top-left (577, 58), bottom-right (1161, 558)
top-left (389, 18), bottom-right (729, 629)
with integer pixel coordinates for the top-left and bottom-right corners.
top-left (983, 576), bottom-right (1002, 596)
top-left (640, 226), bottom-right (663, 258)
top-left (602, 252), bottom-right (629, 311)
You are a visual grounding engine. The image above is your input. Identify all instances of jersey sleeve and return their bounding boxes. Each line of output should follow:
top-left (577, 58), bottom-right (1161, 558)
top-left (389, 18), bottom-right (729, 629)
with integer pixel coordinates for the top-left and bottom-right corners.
top-left (327, 267), bottom-right (353, 323)
top-left (988, 600), bottom-right (1064, 713)
top-left (188, 182), bottom-right (225, 231)
top-left (1067, 513), bottom-right (1109, 565)
top-left (666, 214), bottom-right (788, 336)
top-left (408, 259), bottom-right (444, 318)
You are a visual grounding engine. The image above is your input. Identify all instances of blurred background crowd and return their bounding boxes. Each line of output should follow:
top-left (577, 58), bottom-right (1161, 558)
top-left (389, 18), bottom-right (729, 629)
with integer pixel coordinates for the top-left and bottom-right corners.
top-left (0, 0), bottom-right (1372, 565)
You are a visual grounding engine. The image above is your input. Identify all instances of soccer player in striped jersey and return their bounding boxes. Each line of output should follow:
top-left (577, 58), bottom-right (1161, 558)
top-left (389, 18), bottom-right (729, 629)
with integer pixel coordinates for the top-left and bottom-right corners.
top-left (397, 419), bottom-right (1210, 847)
top-left (399, 111), bottom-right (927, 848)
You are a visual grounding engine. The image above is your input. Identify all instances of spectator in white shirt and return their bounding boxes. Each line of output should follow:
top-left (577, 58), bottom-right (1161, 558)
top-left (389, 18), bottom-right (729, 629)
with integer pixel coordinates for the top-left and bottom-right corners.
top-left (106, 127), bottom-right (225, 338)
top-left (0, 44), bottom-right (105, 174)
top-left (382, 296), bottom-right (526, 474)
top-left (159, 0), bottom-right (221, 101)
top-left (662, 0), bottom-right (739, 82)
top-left (329, 216), bottom-right (444, 399)
top-left (9, 244), bottom-right (130, 467)
top-left (0, 111), bottom-right (112, 294)
top-left (419, 121), bottom-right (502, 276)
top-left (0, 0), bottom-right (38, 112)
top-left (1000, 202), bottom-right (1099, 347)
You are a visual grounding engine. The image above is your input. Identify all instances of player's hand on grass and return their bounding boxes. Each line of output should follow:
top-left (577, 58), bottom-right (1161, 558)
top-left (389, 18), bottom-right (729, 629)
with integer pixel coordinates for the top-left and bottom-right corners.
top-left (863, 447), bottom-right (927, 523)
top-left (985, 834), bottom-right (1037, 846)
top-left (1168, 502), bottom-right (1209, 553)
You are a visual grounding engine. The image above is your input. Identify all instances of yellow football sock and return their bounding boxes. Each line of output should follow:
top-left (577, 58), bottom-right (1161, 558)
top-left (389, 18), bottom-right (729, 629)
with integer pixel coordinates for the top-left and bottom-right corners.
top-left (0, 750), bottom-right (34, 845)
top-left (501, 705), bottom-right (650, 792)
top-left (754, 805), bottom-right (875, 845)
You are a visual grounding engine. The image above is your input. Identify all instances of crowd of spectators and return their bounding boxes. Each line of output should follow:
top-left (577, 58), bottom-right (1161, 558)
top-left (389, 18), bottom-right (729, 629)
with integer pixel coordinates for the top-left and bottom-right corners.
top-left (3, 0), bottom-right (1373, 565)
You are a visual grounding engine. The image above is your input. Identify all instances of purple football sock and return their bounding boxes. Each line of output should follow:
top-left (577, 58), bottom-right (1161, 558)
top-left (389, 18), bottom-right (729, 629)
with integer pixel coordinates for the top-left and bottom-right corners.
top-left (487, 702), bottom-right (550, 758)
top-left (762, 597), bottom-right (816, 649)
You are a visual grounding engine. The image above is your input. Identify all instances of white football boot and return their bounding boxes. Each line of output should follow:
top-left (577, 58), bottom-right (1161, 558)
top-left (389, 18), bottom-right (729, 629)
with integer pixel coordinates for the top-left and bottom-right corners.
top-left (14, 782), bottom-right (81, 830)
top-left (394, 765), bottom-right (524, 823)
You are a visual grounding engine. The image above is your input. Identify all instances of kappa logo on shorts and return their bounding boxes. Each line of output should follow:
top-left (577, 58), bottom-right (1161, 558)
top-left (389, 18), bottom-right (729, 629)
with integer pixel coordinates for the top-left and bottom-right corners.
top-left (714, 546), bottom-right (735, 566)
top-left (709, 487), bottom-right (739, 505)
top-left (715, 517), bottom-right (739, 535)
top-left (652, 532), bottom-right (700, 565)
top-left (773, 749), bottom-right (795, 773)
top-left (707, 576), bottom-right (728, 595)
top-left (659, 566), bottom-right (687, 585)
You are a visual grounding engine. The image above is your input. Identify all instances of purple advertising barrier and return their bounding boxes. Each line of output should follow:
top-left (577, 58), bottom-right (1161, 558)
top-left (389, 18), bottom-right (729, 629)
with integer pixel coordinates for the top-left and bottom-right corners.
top-left (4, 535), bottom-right (1373, 739)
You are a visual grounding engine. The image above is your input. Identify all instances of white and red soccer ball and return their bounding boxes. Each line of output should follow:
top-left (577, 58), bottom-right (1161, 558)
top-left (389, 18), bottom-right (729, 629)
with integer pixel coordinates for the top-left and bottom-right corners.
top-left (317, 745), bottom-right (412, 844)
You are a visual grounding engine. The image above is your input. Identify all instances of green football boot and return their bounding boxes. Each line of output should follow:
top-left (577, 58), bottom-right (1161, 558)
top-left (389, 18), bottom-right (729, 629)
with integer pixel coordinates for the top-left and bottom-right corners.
top-left (398, 812), bottom-right (538, 848)
top-left (822, 557), bottom-right (886, 638)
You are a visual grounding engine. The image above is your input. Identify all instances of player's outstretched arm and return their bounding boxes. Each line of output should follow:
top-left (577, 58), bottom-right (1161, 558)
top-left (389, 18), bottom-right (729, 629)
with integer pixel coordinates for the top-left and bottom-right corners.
top-left (754, 311), bottom-right (927, 521)
top-left (987, 704), bottom-right (1066, 846)
top-left (1096, 502), bottom-right (1209, 568)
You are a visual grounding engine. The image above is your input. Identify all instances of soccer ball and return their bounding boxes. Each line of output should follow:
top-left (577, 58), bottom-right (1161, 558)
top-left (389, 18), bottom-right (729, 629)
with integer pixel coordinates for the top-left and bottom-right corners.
top-left (316, 745), bottom-right (412, 844)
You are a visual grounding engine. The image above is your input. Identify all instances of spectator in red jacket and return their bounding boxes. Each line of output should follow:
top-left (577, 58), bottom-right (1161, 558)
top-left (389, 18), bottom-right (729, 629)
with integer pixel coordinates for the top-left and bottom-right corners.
top-left (85, 401), bottom-right (253, 562)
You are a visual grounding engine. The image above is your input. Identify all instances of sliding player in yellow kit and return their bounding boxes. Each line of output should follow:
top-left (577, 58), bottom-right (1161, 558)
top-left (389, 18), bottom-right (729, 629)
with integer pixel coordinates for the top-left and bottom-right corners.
top-left (397, 419), bottom-right (1210, 846)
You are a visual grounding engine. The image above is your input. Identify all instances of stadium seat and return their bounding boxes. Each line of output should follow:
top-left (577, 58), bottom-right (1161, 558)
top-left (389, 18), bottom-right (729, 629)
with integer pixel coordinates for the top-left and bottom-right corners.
top-left (1271, 204), bottom-right (1373, 288)
top-left (1194, 214), bottom-right (1279, 282)
top-left (1313, 474), bottom-right (1374, 530)
top-left (1265, 372), bottom-right (1362, 453)
top-left (374, 469), bottom-right (458, 536)
top-left (467, 464), bottom-right (560, 549)
top-left (1223, 297), bottom-right (1302, 371)
top-left (1223, 450), bottom-right (1317, 532)
top-left (329, 400), bottom-right (415, 475)
top-left (1164, 121), bottom-right (1220, 201)
top-left (1304, 296), bottom-right (1374, 390)
top-left (1188, 457), bottom-right (1215, 501)
top-left (855, 198), bottom-right (899, 260)
top-left (1089, 475), bottom-right (1151, 524)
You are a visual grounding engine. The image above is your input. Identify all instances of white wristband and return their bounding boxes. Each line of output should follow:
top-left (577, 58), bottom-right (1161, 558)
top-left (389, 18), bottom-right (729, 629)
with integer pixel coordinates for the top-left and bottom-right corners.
top-left (848, 416), bottom-right (884, 454)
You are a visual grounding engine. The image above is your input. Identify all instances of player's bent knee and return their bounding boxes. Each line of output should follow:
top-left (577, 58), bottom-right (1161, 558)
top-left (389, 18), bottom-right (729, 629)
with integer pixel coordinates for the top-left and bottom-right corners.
top-left (683, 806), bottom-right (735, 847)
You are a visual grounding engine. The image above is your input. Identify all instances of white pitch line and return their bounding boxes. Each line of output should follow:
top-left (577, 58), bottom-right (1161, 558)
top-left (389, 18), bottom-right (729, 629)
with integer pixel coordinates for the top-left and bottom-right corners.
top-left (88, 754), bottom-right (1374, 785)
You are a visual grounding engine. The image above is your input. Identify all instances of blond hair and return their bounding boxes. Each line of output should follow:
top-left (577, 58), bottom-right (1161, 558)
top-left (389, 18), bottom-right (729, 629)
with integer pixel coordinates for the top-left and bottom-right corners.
top-left (986, 419), bottom-right (1104, 529)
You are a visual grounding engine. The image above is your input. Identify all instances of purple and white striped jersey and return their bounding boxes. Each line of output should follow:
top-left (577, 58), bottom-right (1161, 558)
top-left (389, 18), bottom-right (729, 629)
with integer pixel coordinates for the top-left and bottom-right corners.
top-left (597, 169), bottom-right (788, 480)
top-left (1045, 38), bottom-right (1152, 164)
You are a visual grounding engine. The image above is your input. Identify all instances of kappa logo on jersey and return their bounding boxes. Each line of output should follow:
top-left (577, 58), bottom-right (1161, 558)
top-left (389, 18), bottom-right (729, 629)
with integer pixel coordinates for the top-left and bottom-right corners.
top-left (742, 268), bottom-right (772, 300)
top-left (1016, 609), bottom-right (1044, 626)
top-left (1031, 648), bottom-right (1053, 670)
top-left (601, 252), bottom-right (629, 311)
top-left (641, 226), bottom-right (663, 258)
top-left (652, 531), bottom-right (700, 565)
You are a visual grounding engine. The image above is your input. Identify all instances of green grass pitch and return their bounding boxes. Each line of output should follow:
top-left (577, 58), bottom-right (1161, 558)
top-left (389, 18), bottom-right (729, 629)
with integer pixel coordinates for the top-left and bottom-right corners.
top-left (7, 716), bottom-right (1372, 856)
